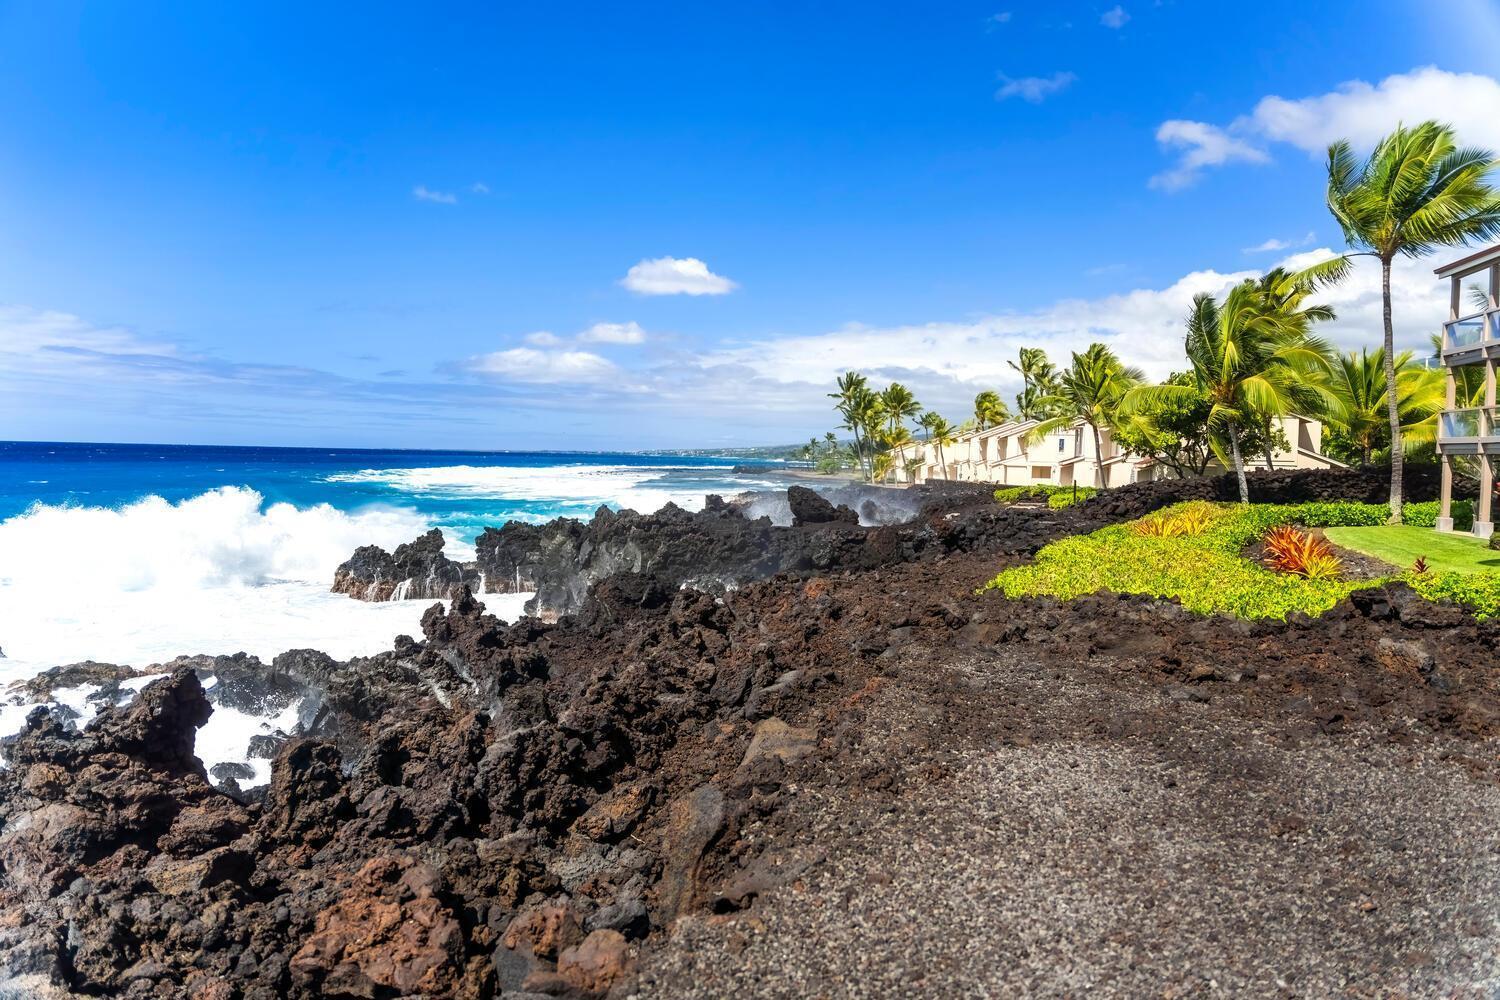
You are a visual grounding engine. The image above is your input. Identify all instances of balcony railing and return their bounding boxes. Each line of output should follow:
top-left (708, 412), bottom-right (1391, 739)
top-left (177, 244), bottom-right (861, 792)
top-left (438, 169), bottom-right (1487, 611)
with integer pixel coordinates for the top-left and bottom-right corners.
top-left (1441, 408), bottom-right (1484, 439)
top-left (1443, 309), bottom-right (1500, 354)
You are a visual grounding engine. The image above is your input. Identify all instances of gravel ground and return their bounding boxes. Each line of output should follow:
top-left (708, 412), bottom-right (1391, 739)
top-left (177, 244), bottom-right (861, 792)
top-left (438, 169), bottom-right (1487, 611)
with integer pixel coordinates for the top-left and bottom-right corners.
top-left (632, 640), bottom-right (1500, 999)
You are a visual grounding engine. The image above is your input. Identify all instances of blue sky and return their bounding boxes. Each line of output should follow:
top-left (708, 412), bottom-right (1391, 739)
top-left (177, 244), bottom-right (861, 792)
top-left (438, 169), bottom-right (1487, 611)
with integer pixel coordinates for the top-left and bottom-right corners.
top-left (2, 1), bottom-right (1499, 449)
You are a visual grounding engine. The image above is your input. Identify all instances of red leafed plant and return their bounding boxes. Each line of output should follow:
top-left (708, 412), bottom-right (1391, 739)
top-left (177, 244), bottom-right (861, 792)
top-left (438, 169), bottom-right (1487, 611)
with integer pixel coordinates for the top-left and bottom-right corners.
top-left (1261, 525), bottom-right (1342, 580)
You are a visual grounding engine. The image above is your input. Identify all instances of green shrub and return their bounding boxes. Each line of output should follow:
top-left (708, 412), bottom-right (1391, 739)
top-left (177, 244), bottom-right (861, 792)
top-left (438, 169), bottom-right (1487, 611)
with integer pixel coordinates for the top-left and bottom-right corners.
top-left (1404, 500), bottom-right (1474, 531)
top-left (1409, 570), bottom-right (1500, 619)
top-left (995, 485), bottom-right (1058, 504)
top-left (985, 501), bottom-right (1370, 619)
top-left (994, 484), bottom-right (1099, 508)
top-left (1287, 501), bottom-right (1389, 528)
top-left (1047, 487), bottom-right (1098, 509)
top-left (985, 498), bottom-right (1500, 620)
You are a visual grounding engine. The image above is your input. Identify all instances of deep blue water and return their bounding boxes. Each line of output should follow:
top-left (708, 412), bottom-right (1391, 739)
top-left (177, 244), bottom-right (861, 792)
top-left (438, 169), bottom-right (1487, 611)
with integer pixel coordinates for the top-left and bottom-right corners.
top-left (0, 440), bottom-right (781, 541)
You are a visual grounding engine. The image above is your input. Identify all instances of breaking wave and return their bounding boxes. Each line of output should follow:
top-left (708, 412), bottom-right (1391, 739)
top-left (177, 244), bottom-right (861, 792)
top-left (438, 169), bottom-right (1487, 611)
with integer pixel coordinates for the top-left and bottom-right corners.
top-left (325, 463), bottom-right (742, 520)
top-left (0, 487), bottom-right (530, 678)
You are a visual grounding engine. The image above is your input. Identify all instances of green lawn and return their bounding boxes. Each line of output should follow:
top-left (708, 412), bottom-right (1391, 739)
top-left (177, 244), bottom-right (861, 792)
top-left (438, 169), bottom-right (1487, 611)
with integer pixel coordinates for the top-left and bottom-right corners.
top-left (1324, 524), bottom-right (1500, 574)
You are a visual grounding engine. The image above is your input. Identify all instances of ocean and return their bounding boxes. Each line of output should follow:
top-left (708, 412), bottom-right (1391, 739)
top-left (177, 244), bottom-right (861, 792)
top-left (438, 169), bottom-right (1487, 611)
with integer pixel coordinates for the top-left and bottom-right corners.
top-left (0, 441), bottom-right (785, 733)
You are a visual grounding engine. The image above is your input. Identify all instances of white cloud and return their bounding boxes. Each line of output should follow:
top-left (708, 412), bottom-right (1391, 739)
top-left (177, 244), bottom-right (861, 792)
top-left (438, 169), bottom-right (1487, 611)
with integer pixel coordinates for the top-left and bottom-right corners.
top-left (524, 331), bottom-right (564, 347)
top-left (691, 247), bottom-right (1449, 423)
top-left (995, 71), bottom-right (1077, 103)
top-left (0, 307), bottom-right (172, 358)
top-left (1243, 231), bottom-right (1316, 253)
top-left (1152, 67), bottom-right (1500, 191)
top-left (578, 321), bottom-right (646, 345)
top-left (1100, 5), bottom-right (1129, 28)
top-left (412, 185), bottom-right (458, 204)
top-left (1149, 120), bottom-right (1271, 191)
top-left (1250, 67), bottom-right (1500, 155)
top-left (469, 182), bottom-right (490, 195)
top-left (988, 11), bottom-right (1012, 25)
top-left (462, 347), bottom-right (619, 384)
top-left (620, 257), bottom-right (738, 296)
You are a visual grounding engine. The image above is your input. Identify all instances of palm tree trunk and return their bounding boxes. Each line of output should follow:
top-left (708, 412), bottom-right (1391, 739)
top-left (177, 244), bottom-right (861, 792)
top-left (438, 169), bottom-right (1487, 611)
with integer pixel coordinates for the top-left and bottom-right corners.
top-left (1262, 416), bottom-right (1276, 472)
top-left (851, 426), bottom-right (868, 482)
top-left (938, 444), bottom-right (949, 481)
top-left (1090, 423), bottom-right (1104, 489)
top-left (1381, 257), bottom-right (1404, 522)
top-left (1227, 421), bottom-right (1250, 504)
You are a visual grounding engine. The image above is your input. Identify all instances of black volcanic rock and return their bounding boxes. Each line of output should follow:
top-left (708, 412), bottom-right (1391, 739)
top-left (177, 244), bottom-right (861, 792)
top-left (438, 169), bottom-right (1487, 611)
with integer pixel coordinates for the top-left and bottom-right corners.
top-left (331, 527), bottom-right (479, 601)
top-left (472, 497), bottom-right (890, 617)
top-left (786, 485), bottom-right (858, 526)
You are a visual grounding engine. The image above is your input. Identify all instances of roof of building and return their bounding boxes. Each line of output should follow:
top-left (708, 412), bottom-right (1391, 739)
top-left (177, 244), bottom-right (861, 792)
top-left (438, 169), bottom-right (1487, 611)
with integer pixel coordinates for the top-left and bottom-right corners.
top-left (1435, 243), bottom-right (1500, 279)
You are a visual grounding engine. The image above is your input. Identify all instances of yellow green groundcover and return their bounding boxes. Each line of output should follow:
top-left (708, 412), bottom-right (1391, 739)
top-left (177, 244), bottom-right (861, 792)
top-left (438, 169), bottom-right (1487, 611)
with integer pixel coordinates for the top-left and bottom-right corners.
top-left (985, 500), bottom-right (1500, 621)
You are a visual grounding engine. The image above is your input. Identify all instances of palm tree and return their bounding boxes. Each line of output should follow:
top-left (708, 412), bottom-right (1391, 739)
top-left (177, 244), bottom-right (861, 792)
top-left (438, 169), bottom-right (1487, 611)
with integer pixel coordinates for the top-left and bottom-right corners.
top-left (1122, 284), bottom-right (1331, 503)
top-left (927, 416), bottom-right (958, 481)
top-left (1028, 343), bottom-right (1143, 486)
top-left (1009, 348), bottom-right (1058, 419)
top-left (1326, 121), bottom-right (1500, 520)
top-left (1325, 348), bottom-right (1445, 465)
top-left (1244, 264), bottom-right (1342, 466)
top-left (829, 372), bottom-right (873, 481)
top-left (856, 391), bottom-right (887, 480)
top-left (973, 390), bottom-right (1009, 430)
top-left (880, 383), bottom-right (921, 436)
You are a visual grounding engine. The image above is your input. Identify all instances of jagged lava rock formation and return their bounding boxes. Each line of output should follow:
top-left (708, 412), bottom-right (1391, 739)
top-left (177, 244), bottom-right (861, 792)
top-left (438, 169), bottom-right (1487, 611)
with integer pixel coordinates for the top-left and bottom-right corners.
top-left (5, 466), bottom-right (1488, 998)
top-left (332, 528), bottom-right (479, 602)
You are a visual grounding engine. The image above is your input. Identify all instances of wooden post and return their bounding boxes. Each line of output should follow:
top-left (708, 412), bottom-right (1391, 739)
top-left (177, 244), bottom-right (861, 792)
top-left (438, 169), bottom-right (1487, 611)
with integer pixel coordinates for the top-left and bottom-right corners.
top-left (1481, 358), bottom-right (1499, 539)
top-left (1439, 457), bottom-right (1454, 532)
top-left (1479, 453), bottom-right (1495, 540)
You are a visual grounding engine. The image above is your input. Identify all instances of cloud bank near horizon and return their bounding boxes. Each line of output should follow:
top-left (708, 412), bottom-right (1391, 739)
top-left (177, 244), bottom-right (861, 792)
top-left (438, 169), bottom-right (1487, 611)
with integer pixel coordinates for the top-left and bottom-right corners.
top-left (0, 245), bottom-right (1453, 448)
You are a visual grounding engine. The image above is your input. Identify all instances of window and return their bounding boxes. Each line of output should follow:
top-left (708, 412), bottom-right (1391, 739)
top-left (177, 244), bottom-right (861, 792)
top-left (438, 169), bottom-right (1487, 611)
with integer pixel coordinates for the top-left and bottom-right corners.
top-left (1031, 465), bottom-right (1051, 480)
top-left (1057, 438), bottom-right (1065, 453)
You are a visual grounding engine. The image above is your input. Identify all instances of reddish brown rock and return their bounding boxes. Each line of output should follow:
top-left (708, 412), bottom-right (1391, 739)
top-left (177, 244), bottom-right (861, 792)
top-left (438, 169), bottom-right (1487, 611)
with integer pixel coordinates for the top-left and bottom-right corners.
top-left (558, 929), bottom-right (634, 995)
top-left (503, 900), bottom-right (586, 961)
top-left (290, 856), bottom-right (468, 997)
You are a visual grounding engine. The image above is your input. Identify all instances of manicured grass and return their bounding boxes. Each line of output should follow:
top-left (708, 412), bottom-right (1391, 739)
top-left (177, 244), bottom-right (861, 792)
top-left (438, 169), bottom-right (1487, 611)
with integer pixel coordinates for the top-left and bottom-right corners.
top-left (1324, 524), bottom-right (1500, 574)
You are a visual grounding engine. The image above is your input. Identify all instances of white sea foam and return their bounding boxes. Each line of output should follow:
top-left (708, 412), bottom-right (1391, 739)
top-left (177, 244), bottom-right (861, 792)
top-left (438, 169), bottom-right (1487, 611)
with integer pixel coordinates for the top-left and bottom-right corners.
top-left (0, 486), bottom-right (529, 719)
top-left (325, 463), bottom-right (734, 520)
top-left (0, 486), bottom-right (433, 593)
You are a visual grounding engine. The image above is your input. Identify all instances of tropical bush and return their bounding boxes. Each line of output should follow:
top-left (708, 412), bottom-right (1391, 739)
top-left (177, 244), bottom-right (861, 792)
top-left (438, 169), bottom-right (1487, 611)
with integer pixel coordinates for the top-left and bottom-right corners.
top-left (994, 484), bottom-right (1097, 508)
top-left (987, 499), bottom-right (1500, 619)
top-left (1403, 499), bottom-right (1474, 531)
top-left (1047, 487), bottom-right (1098, 509)
top-left (986, 501), bottom-right (1372, 619)
top-left (1409, 571), bottom-right (1500, 619)
top-left (1130, 501), bottom-right (1218, 538)
top-left (1260, 525), bottom-right (1342, 580)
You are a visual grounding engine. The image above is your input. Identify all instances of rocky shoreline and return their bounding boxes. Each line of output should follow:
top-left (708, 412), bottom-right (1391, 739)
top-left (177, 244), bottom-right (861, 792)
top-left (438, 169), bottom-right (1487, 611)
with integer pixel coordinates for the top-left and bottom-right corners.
top-left (4, 465), bottom-right (1496, 998)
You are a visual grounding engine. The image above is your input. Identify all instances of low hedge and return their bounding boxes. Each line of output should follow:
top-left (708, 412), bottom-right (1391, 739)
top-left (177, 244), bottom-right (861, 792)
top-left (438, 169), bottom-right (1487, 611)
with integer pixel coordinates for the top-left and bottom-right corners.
top-left (1047, 487), bottom-right (1098, 509)
top-left (984, 499), bottom-right (1500, 620)
top-left (1403, 499), bottom-right (1474, 531)
top-left (994, 484), bottom-right (1098, 509)
top-left (1410, 570), bottom-right (1500, 618)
